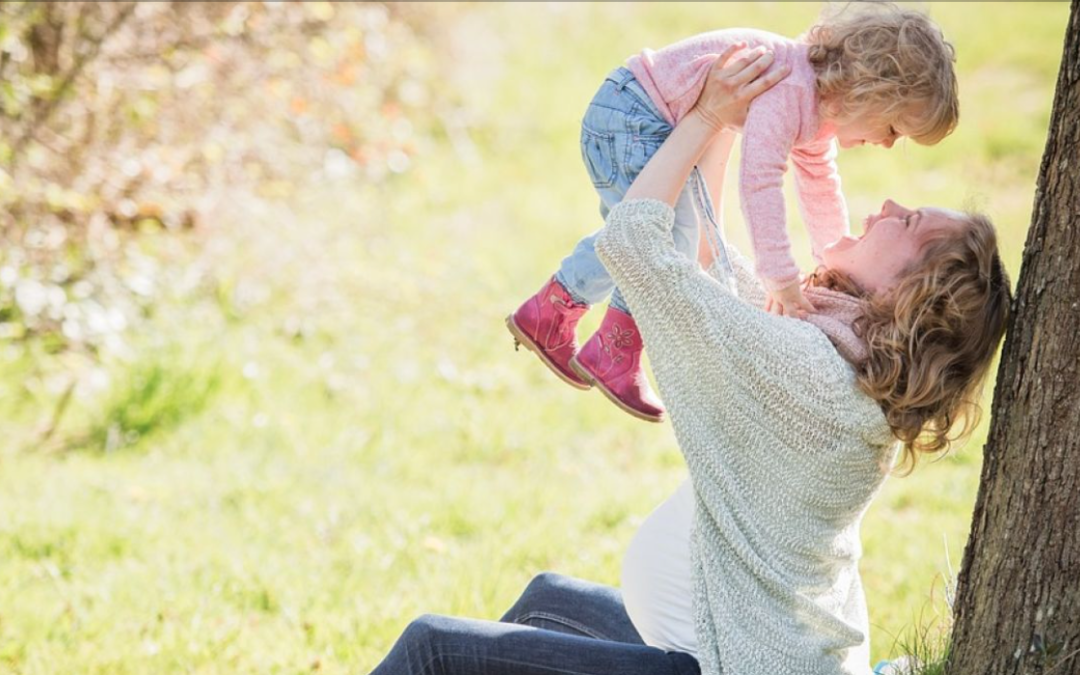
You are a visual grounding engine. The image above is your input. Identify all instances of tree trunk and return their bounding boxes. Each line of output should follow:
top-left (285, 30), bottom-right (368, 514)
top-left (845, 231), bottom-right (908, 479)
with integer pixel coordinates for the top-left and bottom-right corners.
top-left (949, 2), bottom-right (1080, 674)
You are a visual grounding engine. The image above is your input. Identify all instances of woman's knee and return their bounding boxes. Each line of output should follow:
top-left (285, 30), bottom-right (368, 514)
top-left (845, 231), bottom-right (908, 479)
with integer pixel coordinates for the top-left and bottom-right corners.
top-left (502, 572), bottom-right (567, 620)
top-left (401, 613), bottom-right (455, 645)
top-left (383, 614), bottom-right (457, 675)
top-left (525, 571), bottom-right (569, 597)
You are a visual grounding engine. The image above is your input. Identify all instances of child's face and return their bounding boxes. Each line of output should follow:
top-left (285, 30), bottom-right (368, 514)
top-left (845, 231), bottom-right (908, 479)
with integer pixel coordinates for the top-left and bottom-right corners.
top-left (833, 116), bottom-right (900, 149)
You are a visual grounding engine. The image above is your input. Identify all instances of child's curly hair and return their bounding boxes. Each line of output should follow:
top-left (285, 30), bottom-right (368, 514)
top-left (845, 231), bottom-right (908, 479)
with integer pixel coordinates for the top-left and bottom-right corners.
top-left (805, 2), bottom-right (959, 145)
top-left (808, 212), bottom-right (1012, 474)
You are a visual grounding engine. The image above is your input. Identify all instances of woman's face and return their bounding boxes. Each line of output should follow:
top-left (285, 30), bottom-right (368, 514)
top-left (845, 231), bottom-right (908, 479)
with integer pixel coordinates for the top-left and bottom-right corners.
top-left (822, 200), bottom-right (967, 294)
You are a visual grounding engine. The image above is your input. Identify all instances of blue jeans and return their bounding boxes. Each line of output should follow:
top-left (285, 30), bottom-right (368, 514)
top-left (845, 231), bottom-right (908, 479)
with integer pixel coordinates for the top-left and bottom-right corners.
top-left (556, 67), bottom-right (709, 315)
top-left (367, 572), bottom-right (700, 675)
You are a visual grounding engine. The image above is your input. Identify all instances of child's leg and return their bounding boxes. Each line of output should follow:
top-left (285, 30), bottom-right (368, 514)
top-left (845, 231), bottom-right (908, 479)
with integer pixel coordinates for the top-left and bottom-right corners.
top-left (555, 68), bottom-right (674, 308)
top-left (568, 179), bottom-right (697, 423)
top-left (510, 68), bottom-right (683, 407)
top-left (561, 70), bottom-right (700, 422)
top-left (554, 229), bottom-right (618, 307)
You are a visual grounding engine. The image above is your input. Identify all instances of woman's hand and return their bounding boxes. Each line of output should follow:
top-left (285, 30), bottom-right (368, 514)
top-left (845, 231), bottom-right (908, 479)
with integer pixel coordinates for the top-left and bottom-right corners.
top-left (620, 44), bottom-right (788, 207)
top-left (690, 43), bottom-right (791, 133)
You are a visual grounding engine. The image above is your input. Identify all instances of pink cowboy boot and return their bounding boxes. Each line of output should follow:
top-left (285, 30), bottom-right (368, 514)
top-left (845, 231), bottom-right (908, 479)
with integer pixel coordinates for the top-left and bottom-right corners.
top-left (506, 276), bottom-right (591, 390)
top-left (570, 306), bottom-right (664, 423)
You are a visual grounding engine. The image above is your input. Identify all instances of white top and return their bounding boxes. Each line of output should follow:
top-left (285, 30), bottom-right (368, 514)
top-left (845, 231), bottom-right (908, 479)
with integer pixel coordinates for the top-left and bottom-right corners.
top-left (595, 200), bottom-right (898, 675)
top-left (622, 478), bottom-right (698, 656)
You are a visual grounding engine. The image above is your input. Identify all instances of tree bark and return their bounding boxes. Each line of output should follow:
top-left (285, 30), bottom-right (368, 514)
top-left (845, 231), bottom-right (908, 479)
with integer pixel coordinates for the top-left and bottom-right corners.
top-left (949, 2), bottom-right (1080, 674)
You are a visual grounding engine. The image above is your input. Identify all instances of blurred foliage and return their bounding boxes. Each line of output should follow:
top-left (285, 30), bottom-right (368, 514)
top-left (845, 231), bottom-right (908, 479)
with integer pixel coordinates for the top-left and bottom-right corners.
top-left (0, 1), bottom-right (456, 358)
top-left (82, 354), bottom-right (222, 453)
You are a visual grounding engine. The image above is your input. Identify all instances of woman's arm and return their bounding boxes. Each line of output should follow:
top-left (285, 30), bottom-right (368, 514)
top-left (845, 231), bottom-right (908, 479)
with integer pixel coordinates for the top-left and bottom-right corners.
top-left (622, 45), bottom-right (789, 205)
top-left (695, 131), bottom-right (737, 270)
top-left (625, 47), bottom-right (788, 277)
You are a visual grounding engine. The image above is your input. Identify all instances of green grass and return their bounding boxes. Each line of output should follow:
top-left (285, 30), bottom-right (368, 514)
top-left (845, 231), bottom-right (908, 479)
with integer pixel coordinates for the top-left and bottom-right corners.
top-left (0, 2), bottom-right (1072, 673)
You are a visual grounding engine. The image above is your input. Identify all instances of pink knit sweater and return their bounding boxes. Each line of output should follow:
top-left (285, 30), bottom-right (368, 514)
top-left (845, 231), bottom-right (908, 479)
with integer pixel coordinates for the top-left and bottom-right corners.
top-left (627, 29), bottom-right (850, 290)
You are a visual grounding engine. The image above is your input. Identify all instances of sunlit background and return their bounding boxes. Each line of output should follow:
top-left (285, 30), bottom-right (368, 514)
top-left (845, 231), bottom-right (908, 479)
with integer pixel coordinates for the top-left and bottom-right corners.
top-left (0, 2), bottom-right (1070, 673)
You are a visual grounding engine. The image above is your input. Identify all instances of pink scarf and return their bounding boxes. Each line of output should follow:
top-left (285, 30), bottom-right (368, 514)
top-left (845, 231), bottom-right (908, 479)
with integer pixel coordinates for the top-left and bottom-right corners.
top-left (801, 286), bottom-right (869, 365)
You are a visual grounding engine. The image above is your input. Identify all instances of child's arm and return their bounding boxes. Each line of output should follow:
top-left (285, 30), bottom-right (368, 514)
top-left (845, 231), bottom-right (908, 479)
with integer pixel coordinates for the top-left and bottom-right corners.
top-left (791, 140), bottom-right (850, 263)
top-left (738, 85), bottom-right (816, 318)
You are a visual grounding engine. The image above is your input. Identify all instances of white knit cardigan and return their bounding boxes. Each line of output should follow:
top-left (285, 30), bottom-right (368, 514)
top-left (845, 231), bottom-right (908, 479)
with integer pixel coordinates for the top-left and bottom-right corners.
top-left (595, 199), bottom-right (899, 675)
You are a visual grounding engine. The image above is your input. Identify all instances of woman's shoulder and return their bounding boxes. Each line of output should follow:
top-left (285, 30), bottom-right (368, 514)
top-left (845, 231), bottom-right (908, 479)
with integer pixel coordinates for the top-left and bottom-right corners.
top-left (765, 320), bottom-right (892, 439)
top-left (812, 340), bottom-right (895, 448)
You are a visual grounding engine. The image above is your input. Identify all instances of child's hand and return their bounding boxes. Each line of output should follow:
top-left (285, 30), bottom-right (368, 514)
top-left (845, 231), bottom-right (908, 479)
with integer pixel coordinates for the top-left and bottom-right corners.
top-left (764, 281), bottom-right (816, 320)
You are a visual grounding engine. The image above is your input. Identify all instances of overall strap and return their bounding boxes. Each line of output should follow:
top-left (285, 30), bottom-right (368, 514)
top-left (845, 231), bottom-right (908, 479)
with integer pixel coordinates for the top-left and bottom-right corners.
top-left (690, 167), bottom-right (737, 295)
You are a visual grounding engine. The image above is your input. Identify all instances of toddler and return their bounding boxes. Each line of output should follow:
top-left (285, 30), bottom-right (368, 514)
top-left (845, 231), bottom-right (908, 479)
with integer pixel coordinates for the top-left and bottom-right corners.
top-left (507, 3), bottom-right (958, 422)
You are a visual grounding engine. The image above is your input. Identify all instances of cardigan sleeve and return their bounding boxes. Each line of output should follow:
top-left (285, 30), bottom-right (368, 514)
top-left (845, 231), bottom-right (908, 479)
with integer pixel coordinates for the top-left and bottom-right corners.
top-left (595, 199), bottom-right (844, 393)
top-left (724, 243), bottom-right (769, 311)
top-left (595, 198), bottom-right (857, 477)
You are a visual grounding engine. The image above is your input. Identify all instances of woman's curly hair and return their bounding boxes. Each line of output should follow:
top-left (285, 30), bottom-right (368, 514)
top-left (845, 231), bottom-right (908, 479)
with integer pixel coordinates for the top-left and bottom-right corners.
top-left (805, 2), bottom-right (959, 145)
top-left (807, 213), bottom-right (1012, 473)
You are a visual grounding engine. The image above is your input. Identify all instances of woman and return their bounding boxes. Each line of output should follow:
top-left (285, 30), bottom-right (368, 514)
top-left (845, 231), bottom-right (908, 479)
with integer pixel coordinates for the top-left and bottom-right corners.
top-left (369, 49), bottom-right (1011, 675)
